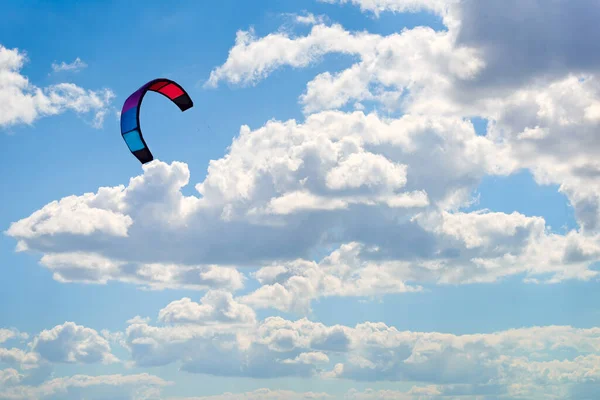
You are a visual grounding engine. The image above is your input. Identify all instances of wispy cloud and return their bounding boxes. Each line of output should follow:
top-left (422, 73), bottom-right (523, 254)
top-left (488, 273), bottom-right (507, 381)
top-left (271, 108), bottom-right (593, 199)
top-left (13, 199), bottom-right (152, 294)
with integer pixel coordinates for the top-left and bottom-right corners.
top-left (51, 57), bottom-right (87, 73)
top-left (0, 46), bottom-right (113, 128)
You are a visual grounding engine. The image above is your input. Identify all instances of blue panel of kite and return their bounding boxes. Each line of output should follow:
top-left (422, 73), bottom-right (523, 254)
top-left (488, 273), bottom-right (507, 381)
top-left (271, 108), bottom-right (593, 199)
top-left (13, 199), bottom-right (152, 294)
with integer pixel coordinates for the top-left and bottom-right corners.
top-left (123, 129), bottom-right (145, 152)
top-left (120, 107), bottom-right (138, 134)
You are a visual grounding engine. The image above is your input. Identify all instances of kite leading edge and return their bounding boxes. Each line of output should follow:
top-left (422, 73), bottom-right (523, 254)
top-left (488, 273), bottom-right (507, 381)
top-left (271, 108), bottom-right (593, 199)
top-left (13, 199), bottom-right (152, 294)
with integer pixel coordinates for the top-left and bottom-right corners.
top-left (120, 78), bottom-right (194, 164)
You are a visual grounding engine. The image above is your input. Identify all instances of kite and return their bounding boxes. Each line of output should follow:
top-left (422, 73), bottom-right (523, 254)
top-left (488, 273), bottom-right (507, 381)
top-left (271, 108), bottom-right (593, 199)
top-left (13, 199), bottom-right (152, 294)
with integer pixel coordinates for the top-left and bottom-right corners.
top-left (120, 78), bottom-right (193, 164)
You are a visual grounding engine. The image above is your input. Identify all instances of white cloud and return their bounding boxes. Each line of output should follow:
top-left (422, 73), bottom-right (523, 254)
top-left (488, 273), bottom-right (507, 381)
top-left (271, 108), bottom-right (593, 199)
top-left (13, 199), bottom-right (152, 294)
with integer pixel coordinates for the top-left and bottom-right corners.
top-left (302, 2), bottom-right (600, 237)
top-left (205, 24), bottom-right (379, 88)
top-left (474, 75), bottom-right (600, 233)
top-left (5, 1), bottom-right (600, 399)
top-left (7, 107), bottom-right (600, 294)
top-left (193, 104), bottom-right (505, 223)
top-left (7, 111), bottom-right (499, 279)
top-left (0, 373), bottom-right (171, 400)
top-left (8, 194), bottom-right (133, 239)
top-left (158, 290), bottom-right (256, 326)
top-left (317, 0), bottom-right (455, 19)
top-left (325, 153), bottom-right (407, 191)
top-left (204, 0), bottom-right (600, 239)
top-left (2, 311), bottom-right (599, 399)
top-left (0, 45), bottom-right (113, 128)
top-left (30, 322), bottom-right (118, 365)
top-left (254, 190), bottom-right (429, 216)
top-left (0, 330), bottom-right (27, 345)
top-left (295, 13), bottom-right (327, 26)
top-left (0, 369), bottom-right (22, 387)
top-left (205, 22), bottom-right (482, 114)
top-left (51, 57), bottom-right (87, 73)
top-left (6, 161), bottom-right (245, 290)
top-left (168, 388), bottom-right (332, 400)
top-left (37, 252), bottom-right (245, 291)
top-left (241, 243), bottom-right (422, 313)
top-left (0, 348), bottom-right (40, 370)
top-left (320, 0), bottom-right (600, 90)
top-left (281, 351), bottom-right (330, 365)
top-left (121, 308), bottom-right (600, 399)
top-left (242, 213), bottom-right (600, 313)
top-left (344, 387), bottom-right (442, 400)
top-left (301, 26), bottom-right (482, 114)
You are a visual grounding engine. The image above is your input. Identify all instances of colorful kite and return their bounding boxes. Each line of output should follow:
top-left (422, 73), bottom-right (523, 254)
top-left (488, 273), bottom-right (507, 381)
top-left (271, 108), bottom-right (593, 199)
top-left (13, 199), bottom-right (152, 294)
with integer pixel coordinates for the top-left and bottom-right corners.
top-left (120, 78), bottom-right (193, 164)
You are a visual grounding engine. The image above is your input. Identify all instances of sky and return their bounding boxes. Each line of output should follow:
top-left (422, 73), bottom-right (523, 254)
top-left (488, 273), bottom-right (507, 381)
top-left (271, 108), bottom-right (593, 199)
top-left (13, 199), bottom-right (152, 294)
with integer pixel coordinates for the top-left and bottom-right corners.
top-left (1, 0), bottom-right (600, 399)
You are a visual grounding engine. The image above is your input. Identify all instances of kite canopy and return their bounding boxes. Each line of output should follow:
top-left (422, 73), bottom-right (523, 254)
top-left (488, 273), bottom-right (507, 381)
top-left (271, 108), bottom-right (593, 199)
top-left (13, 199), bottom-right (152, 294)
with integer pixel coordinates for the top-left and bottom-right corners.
top-left (120, 78), bottom-right (193, 164)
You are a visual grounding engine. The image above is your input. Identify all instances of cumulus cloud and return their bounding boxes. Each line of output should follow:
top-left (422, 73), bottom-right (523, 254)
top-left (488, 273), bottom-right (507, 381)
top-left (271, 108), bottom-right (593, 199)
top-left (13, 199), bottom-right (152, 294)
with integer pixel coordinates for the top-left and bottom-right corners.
top-left (6, 111), bottom-right (502, 263)
top-left (0, 373), bottom-right (171, 400)
top-left (121, 307), bottom-right (600, 399)
top-left (0, 348), bottom-right (40, 370)
top-left (302, 27), bottom-right (483, 114)
top-left (404, 71), bottom-right (600, 235)
top-left (2, 311), bottom-right (599, 399)
top-left (0, 323), bottom-right (167, 398)
top-left (241, 243), bottom-right (422, 313)
top-left (0, 45), bottom-right (113, 128)
top-left (9, 0), bottom-right (596, 296)
top-left (344, 387), bottom-right (443, 399)
top-left (167, 384), bottom-right (559, 400)
top-left (168, 389), bottom-right (332, 400)
top-left (158, 290), bottom-right (256, 326)
top-left (205, 21), bottom-right (482, 114)
top-left (0, 369), bottom-right (22, 387)
top-left (30, 322), bottom-right (117, 365)
top-left (205, 0), bottom-right (600, 237)
top-left (306, 0), bottom-right (600, 235)
top-left (6, 1), bottom-right (600, 399)
top-left (37, 252), bottom-right (245, 291)
top-left (7, 107), bottom-right (600, 296)
top-left (244, 208), bottom-right (599, 312)
top-left (476, 75), bottom-right (600, 233)
top-left (204, 24), bottom-right (375, 88)
top-left (6, 161), bottom-right (245, 290)
top-left (0, 330), bottom-right (27, 345)
top-left (320, 0), bottom-right (600, 89)
top-left (124, 321), bottom-right (323, 378)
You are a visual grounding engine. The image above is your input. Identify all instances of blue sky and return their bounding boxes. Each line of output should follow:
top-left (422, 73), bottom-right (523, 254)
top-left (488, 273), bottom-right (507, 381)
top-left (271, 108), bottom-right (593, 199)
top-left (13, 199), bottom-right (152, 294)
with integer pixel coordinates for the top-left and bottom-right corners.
top-left (2, 1), bottom-right (600, 399)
